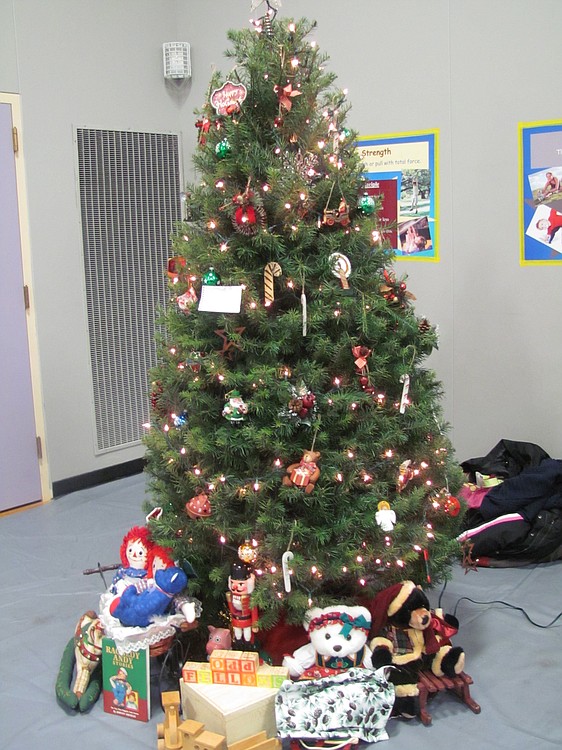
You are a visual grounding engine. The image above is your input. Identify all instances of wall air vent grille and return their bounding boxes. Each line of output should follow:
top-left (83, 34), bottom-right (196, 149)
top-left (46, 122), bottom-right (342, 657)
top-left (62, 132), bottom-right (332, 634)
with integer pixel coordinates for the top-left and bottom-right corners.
top-left (76, 128), bottom-right (181, 452)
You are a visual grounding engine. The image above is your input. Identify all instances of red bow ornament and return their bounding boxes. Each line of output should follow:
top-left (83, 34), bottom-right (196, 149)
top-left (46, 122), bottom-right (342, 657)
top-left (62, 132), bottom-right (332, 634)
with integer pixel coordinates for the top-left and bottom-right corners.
top-left (274, 83), bottom-right (302, 112)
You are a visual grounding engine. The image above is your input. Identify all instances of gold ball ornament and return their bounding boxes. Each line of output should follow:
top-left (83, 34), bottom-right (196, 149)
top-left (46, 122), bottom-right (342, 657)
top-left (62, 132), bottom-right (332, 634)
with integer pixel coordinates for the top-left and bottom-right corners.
top-left (238, 540), bottom-right (258, 564)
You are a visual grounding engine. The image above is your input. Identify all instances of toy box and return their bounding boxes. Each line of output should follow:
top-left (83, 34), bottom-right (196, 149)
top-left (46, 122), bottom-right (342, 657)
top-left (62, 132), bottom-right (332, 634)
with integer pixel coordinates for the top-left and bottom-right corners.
top-left (179, 680), bottom-right (278, 744)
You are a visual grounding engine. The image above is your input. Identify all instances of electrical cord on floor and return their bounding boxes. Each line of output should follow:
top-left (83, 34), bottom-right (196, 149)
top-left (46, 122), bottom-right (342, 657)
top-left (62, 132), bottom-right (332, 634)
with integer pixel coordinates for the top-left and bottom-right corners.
top-left (436, 579), bottom-right (562, 628)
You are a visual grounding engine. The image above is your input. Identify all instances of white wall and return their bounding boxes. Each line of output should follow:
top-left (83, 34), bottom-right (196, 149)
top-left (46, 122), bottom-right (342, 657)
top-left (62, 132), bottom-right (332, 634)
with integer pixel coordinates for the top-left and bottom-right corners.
top-left (2, 0), bottom-right (561, 483)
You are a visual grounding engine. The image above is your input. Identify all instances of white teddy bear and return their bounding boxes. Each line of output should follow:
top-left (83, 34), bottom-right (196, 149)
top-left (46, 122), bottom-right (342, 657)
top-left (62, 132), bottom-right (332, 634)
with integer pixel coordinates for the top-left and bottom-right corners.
top-left (282, 604), bottom-right (374, 680)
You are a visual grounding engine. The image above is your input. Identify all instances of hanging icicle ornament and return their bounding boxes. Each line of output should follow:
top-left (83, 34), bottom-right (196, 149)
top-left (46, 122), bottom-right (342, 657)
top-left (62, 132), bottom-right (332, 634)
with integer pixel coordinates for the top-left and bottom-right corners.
top-left (301, 276), bottom-right (307, 336)
top-left (263, 261), bottom-right (282, 304)
top-left (399, 373), bottom-right (410, 414)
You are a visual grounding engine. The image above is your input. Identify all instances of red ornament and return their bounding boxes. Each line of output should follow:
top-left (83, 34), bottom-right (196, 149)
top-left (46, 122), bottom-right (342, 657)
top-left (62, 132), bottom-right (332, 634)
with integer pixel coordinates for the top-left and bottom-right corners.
top-left (167, 256), bottom-right (187, 281)
top-left (195, 117), bottom-right (211, 146)
top-left (230, 187), bottom-right (266, 236)
top-left (443, 495), bottom-right (461, 516)
top-left (186, 493), bottom-right (212, 520)
top-left (352, 345), bottom-right (372, 372)
top-left (235, 205), bottom-right (257, 226)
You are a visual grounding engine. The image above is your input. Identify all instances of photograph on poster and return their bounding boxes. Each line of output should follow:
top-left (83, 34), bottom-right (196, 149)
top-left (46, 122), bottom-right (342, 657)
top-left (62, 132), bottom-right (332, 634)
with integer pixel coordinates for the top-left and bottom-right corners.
top-left (527, 167), bottom-right (562, 204)
top-left (526, 204), bottom-right (562, 254)
top-left (356, 131), bottom-right (438, 261)
top-left (519, 121), bottom-right (562, 264)
top-left (362, 172), bottom-right (400, 249)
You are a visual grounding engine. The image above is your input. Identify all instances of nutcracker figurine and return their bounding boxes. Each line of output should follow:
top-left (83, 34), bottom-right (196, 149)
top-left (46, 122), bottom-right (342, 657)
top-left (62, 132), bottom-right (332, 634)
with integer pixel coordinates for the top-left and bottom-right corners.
top-left (226, 560), bottom-right (259, 647)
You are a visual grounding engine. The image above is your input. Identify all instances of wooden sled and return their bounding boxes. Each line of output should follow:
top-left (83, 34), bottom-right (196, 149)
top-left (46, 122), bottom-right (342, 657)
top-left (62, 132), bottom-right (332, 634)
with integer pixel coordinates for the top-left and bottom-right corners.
top-left (417, 670), bottom-right (481, 726)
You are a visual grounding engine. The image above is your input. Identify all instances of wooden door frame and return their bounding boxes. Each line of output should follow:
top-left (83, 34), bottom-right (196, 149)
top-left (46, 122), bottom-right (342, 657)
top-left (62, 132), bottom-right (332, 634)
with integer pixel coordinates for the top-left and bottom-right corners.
top-left (1, 92), bottom-right (52, 507)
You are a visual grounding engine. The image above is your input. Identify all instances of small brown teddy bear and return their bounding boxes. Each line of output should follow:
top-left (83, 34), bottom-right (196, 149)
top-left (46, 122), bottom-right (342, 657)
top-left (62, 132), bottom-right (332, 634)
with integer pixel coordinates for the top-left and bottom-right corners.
top-left (282, 450), bottom-right (321, 494)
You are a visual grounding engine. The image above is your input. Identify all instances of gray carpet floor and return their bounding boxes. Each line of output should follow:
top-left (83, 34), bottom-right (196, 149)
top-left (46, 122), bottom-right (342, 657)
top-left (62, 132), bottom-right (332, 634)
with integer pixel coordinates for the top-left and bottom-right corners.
top-left (1, 473), bottom-right (560, 749)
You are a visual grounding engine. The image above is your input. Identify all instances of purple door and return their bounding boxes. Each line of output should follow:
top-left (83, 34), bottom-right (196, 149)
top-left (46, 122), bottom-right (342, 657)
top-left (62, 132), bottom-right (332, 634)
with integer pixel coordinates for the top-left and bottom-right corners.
top-left (0, 101), bottom-right (43, 511)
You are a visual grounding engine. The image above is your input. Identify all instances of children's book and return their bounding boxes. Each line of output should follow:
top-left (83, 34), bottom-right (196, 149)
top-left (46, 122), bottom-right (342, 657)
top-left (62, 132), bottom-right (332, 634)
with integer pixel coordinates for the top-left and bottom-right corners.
top-left (101, 636), bottom-right (151, 721)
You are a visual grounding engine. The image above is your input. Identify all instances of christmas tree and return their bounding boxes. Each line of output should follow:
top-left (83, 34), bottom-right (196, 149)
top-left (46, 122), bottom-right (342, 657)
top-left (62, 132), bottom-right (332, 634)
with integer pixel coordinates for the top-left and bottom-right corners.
top-left (143, 9), bottom-right (463, 652)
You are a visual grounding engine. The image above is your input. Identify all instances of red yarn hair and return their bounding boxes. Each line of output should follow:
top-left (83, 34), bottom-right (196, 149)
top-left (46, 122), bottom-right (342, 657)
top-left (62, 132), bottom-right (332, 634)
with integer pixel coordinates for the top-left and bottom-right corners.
top-left (119, 525), bottom-right (153, 567)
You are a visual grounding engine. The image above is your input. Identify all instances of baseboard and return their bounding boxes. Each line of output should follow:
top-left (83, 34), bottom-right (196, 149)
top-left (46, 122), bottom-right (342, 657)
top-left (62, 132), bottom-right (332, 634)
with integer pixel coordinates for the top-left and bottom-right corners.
top-left (52, 458), bottom-right (146, 498)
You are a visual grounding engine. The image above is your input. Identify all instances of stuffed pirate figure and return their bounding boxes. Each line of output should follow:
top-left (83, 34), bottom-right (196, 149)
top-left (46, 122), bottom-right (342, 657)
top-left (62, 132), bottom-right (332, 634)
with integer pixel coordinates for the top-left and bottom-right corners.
top-left (226, 560), bottom-right (259, 647)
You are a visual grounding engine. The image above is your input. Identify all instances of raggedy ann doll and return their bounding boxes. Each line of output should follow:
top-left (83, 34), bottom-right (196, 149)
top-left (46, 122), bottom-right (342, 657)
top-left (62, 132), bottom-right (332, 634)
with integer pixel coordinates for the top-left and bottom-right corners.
top-left (110, 525), bottom-right (153, 596)
top-left (109, 544), bottom-right (188, 628)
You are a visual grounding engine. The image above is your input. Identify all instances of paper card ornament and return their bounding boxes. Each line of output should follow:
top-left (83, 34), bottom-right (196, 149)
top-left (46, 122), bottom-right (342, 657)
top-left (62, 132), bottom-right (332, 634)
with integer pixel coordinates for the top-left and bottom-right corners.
top-left (211, 81), bottom-right (247, 116)
top-left (198, 285), bottom-right (243, 313)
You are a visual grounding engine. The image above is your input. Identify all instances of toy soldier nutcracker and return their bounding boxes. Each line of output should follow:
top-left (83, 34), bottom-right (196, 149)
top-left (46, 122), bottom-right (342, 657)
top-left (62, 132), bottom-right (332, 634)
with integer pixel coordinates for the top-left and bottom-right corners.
top-left (226, 560), bottom-right (259, 647)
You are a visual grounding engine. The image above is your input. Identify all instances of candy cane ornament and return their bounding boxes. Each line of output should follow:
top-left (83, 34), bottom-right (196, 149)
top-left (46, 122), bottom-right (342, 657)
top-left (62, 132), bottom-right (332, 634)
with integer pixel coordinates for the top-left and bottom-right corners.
top-left (281, 550), bottom-right (294, 592)
top-left (264, 261), bottom-right (282, 305)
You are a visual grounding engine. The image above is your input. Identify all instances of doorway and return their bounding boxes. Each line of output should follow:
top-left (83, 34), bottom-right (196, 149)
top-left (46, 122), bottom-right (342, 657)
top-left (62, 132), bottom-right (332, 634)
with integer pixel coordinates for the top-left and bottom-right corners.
top-left (0, 94), bottom-right (51, 512)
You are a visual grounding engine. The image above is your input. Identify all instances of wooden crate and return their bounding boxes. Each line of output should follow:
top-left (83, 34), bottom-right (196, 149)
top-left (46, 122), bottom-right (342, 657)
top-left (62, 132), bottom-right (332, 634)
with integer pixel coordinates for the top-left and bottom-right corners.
top-left (180, 680), bottom-right (279, 744)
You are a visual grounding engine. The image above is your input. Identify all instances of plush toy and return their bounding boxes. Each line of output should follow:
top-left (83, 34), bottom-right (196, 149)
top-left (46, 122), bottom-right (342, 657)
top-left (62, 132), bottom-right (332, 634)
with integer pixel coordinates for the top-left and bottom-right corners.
top-left (282, 605), bottom-right (373, 680)
top-left (206, 625), bottom-right (233, 659)
top-left (55, 611), bottom-right (104, 712)
top-left (109, 566), bottom-right (188, 628)
top-left (110, 525), bottom-right (153, 595)
top-left (369, 580), bottom-right (465, 718)
top-left (282, 450), bottom-right (321, 494)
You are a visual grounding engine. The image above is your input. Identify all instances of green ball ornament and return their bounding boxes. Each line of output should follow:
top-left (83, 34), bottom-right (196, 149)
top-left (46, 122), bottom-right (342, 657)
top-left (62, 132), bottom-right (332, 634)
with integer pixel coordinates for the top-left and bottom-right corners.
top-left (202, 267), bottom-right (221, 285)
top-left (215, 138), bottom-right (231, 159)
top-left (358, 193), bottom-right (376, 215)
